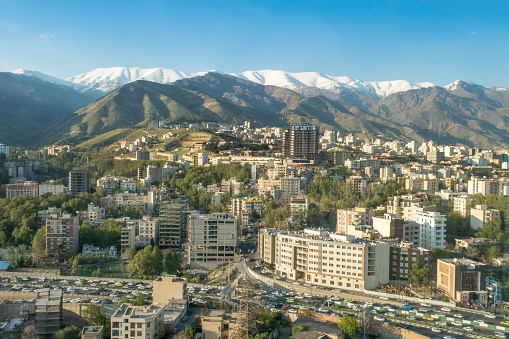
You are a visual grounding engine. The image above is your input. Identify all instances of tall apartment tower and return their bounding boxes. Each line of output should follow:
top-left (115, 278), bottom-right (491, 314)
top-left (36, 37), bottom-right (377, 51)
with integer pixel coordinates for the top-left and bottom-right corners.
top-left (158, 202), bottom-right (186, 250)
top-left (282, 122), bottom-right (319, 163)
top-left (69, 168), bottom-right (91, 197)
top-left (45, 213), bottom-right (80, 255)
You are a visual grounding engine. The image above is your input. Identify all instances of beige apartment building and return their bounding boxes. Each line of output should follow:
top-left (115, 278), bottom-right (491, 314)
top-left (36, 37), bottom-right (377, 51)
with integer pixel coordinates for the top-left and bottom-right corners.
top-left (470, 205), bottom-right (500, 230)
top-left (152, 274), bottom-right (187, 304)
top-left (201, 310), bottom-right (234, 339)
top-left (111, 304), bottom-right (165, 339)
top-left (437, 258), bottom-right (487, 305)
top-left (273, 229), bottom-right (390, 291)
top-left (336, 207), bottom-right (374, 234)
top-left (258, 228), bottom-right (277, 265)
top-left (453, 195), bottom-right (471, 217)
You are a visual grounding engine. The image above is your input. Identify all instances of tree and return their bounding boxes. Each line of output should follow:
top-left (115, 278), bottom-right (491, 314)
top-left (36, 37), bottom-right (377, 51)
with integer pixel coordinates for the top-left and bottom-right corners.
top-left (82, 304), bottom-right (111, 339)
top-left (124, 248), bottom-right (138, 261)
top-left (128, 245), bottom-right (164, 278)
top-left (52, 325), bottom-right (81, 339)
top-left (163, 251), bottom-right (182, 275)
top-left (446, 212), bottom-right (473, 244)
top-left (31, 226), bottom-right (46, 266)
top-left (337, 314), bottom-right (358, 339)
top-left (483, 246), bottom-right (502, 264)
top-left (409, 262), bottom-right (430, 286)
top-left (476, 218), bottom-right (504, 243)
top-left (21, 324), bottom-right (39, 339)
top-left (184, 325), bottom-right (194, 339)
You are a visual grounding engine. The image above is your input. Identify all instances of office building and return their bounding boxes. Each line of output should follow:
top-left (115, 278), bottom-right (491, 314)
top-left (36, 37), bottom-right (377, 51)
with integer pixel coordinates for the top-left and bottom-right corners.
top-left (45, 213), bottom-right (79, 255)
top-left (69, 168), bottom-right (91, 197)
top-left (188, 213), bottom-right (238, 269)
top-left (282, 122), bottom-right (319, 163)
top-left (437, 258), bottom-right (487, 305)
top-left (159, 203), bottom-right (186, 249)
top-left (111, 304), bottom-right (165, 339)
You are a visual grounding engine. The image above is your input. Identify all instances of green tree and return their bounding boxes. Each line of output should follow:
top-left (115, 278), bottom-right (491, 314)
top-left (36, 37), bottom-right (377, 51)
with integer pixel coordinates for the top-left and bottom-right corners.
top-left (337, 314), bottom-right (358, 339)
top-left (128, 245), bottom-right (164, 278)
top-left (446, 212), bottom-right (473, 244)
top-left (124, 248), bottom-right (138, 261)
top-left (476, 218), bottom-right (504, 243)
top-left (409, 262), bottom-right (430, 286)
top-left (82, 304), bottom-right (111, 339)
top-left (184, 325), bottom-right (194, 339)
top-left (52, 325), bottom-right (81, 339)
top-left (292, 325), bottom-right (306, 335)
top-left (484, 246), bottom-right (502, 264)
top-left (31, 226), bottom-right (46, 266)
top-left (163, 251), bottom-right (182, 275)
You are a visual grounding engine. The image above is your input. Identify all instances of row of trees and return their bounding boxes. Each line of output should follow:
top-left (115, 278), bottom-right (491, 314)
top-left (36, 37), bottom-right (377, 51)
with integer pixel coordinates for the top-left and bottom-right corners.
top-left (127, 245), bottom-right (182, 279)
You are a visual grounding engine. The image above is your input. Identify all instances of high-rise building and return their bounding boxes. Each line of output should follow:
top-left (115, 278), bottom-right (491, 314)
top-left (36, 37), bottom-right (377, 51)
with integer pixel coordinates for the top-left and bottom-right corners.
top-left (69, 168), bottom-right (90, 197)
top-left (45, 213), bottom-right (79, 255)
top-left (158, 203), bottom-right (186, 249)
top-left (416, 211), bottom-right (446, 250)
top-left (282, 122), bottom-right (319, 163)
top-left (188, 213), bottom-right (238, 269)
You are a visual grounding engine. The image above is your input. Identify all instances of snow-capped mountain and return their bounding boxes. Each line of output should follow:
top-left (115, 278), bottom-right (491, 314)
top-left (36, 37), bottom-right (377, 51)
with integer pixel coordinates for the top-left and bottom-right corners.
top-left (58, 67), bottom-right (438, 97)
top-left (65, 67), bottom-right (211, 93)
top-left (12, 68), bottom-right (87, 92)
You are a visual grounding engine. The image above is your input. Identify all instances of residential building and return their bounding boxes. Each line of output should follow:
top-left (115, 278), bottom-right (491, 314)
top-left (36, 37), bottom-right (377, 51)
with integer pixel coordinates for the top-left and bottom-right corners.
top-left (78, 203), bottom-right (106, 224)
top-left (387, 194), bottom-right (432, 221)
top-left (152, 274), bottom-right (187, 304)
top-left (201, 310), bottom-right (234, 339)
top-left (290, 196), bottom-right (308, 217)
top-left (111, 192), bottom-right (148, 210)
top-left (346, 176), bottom-right (366, 199)
top-left (416, 211), bottom-right (446, 250)
top-left (455, 237), bottom-right (498, 250)
top-left (194, 152), bottom-right (209, 166)
top-left (258, 228), bottom-right (277, 265)
top-left (437, 258), bottom-right (487, 305)
top-left (336, 207), bottom-right (374, 234)
top-left (468, 177), bottom-right (490, 196)
top-left (82, 326), bottom-right (104, 339)
top-left (453, 195), bottom-right (471, 218)
top-left (333, 150), bottom-right (351, 166)
top-left (470, 205), bottom-right (500, 230)
top-left (372, 213), bottom-right (418, 243)
top-left (389, 242), bottom-right (430, 281)
top-left (38, 207), bottom-right (62, 227)
top-left (280, 176), bottom-right (303, 201)
top-left (69, 168), bottom-right (91, 197)
top-left (405, 174), bottom-right (438, 193)
top-left (426, 151), bottom-right (445, 164)
top-left (45, 213), bottom-right (79, 255)
top-left (35, 288), bottom-right (63, 339)
top-left (5, 181), bottom-right (39, 199)
top-left (273, 229), bottom-right (390, 291)
top-left (38, 181), bottom-right (67, 196)
top-left (282, 122), bottom-right (320, 163)
top-left (188, 213), bottom-right (238, 269)
top-left (111, 304), bottom-right (165, 339)
top-left (158, 203), bottom-right (186, 249)
top-left (0, 143), bottom-right (10, 158)
top-left (344, 158), bottom-right (380, 170)
top-left (138, 216), bottom-right (159, 247)
top-left (82, 244), bottom-right (117, 258)
top-left (121, 224), bottom-right (137, 252)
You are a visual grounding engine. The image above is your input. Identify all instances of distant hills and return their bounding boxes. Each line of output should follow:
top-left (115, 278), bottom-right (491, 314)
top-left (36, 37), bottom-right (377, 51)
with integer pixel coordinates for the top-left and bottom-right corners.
top-left (3, 67), bottom-right (509, 149)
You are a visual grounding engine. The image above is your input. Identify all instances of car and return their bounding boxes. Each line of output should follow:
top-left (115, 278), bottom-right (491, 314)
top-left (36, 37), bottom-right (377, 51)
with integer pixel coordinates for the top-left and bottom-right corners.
top-left (485, 313), bottom-right (496, 319)
top-left (453, 314), bottom-right (463, 318)
top-left (423, 316), bottom-right (433, 321)
top-left (464, 326), bottom-right (473, 331)
top-left (436, 321), bottom-right (447, 326)
top-left (441, 307), bottom-right (451, 312)
top-left (379, 296), bottom-right (389, 300)
top-left (289, 309), bottom-right (298, 314)
top-left (282, 306), bottom-right (289, 310)
top-left (370, 310), bottom-right (377, 314)
top-left (373, 316), bottom-right (385, 322)
top-left (292, 282), bottom-right (299, 285)
top-left (431, 327), bottom-right (441, 333)
top-left (501, 321), bottom-right (509, 326)
top-left (420, 302), bottom-right (431, 307)
top-left (443, 336), bottom-right (455, 339)
top-left (400, 305), bottom-right (411, 309)
top-left (388, 313), bottom-right (395, 317)
top-left (452, 321), bottom-right (463, 326)
top-left (182, 316), bottom-right (188, 322)
top-left (408, 316), bottom-right (415, 320)
top-left (475, 319), bottom-right (485, 325)
top-left (172, 327), bottom-right (179, 334)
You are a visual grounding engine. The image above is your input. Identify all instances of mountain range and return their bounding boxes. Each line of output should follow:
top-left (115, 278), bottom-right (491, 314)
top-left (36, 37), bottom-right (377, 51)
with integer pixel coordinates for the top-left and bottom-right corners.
top-left (4, 67), bottom-right (509, 149)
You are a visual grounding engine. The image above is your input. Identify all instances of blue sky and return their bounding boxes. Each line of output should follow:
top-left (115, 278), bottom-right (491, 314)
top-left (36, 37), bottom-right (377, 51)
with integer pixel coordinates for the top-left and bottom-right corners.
top-left (1, 0), bottom-right (508, 87)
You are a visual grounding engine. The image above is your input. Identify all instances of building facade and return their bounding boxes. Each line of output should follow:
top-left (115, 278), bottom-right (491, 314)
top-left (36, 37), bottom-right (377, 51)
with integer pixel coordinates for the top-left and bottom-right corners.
top-left (111, 304), bottom-right (165, 339)
top-left (69, 168), bottom-right (91, 197)
top-left (282, 122), bottom-right (319, 163)
top-left (45, 214), bottom-right (79, 255)
top-left (416, 211), bottom-right (446, 250)
top-left (158, 203), bottom-right (186, 249)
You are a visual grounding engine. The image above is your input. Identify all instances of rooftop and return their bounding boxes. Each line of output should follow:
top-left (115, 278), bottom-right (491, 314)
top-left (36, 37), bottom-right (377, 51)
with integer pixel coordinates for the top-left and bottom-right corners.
top-left (112, 303), bottom-right (164, 319)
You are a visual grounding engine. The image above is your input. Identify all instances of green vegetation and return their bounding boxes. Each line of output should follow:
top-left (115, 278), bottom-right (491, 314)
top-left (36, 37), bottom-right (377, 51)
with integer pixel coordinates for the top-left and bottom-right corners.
top-left (77, 261), bottom-right (126, 278)
top-left (446, 212), bottom-right (473, 244)
top-left (292, 324), bottom-right (307, 335)
top-left (52, 325), bottom-right (81, 339)
top-left (79, 220), bottom-right (123, 250)
top-left (409, 262), bottom-right (430, 286)
top-left (255, 309), bottom-right (283, 336)
top-left (82, 304), bottom-right (111, 339)
top-left (337, 314), bottom-right (358, 339)
top-left (128, 245), bottom-right (164, 279)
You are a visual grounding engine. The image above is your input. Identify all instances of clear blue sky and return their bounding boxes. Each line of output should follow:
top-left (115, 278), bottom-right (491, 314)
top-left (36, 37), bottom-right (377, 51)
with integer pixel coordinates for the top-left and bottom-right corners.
top-left (1, 0), bottom-right (508, 87)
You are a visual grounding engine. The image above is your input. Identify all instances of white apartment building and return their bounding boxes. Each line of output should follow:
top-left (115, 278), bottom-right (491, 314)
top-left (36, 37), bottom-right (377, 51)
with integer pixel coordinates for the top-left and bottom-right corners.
top-left (336, 207), bottom-right (374, 234)
top-left (138, 216), bottom-right (160, 247)
top-left (344, 158), bottom-right (380, 170)
top-left (416, 212), bottom-right (446, 250)
top-left (111, 304), bottom-right (165, 339)
top-left (468, 177), bottom-right (490, 195)
top-left (188, 213), bottom-right (238, 269)
top-left (470, 205), bottom-right (500, 230)
top-left (453, 195), bottom-right (471, 218)
top-left (274, 229), bottom-right (390, 291)
top-left (38, 182), bottom-right (67, 196)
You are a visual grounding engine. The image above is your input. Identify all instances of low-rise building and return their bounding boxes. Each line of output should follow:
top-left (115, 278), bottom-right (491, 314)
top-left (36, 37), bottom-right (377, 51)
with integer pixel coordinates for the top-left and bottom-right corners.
top-left (5, 181), bottom-right (39, 199)
top-left (39, 181), bottom-right (67, 196)
top-left (111, 304), bottom-right (165, 339)
top-left (82, 326), bottom-right (104, 339)
top-left (455, 237), bottom-right (498, 250)
top-left (470, 205), bottom-right (500, 230)
top-left (390, 242), bottom-right (430, 281)
top-left (437, 258), bottom-right (487, 305)
top-left (201, 310), bottom-right (234, 339)
top-left (336, 207), bottom-right (374, 234)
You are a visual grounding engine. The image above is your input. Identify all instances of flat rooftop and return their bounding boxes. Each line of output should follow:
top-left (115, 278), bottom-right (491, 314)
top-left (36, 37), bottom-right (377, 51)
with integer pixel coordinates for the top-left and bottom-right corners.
top-left (112, 303), bottom-right (164, 319)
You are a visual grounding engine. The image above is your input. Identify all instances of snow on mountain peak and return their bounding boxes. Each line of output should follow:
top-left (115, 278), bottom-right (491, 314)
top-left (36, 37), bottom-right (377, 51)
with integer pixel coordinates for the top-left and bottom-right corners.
top-left (11, 68), bottom-right (85, 90)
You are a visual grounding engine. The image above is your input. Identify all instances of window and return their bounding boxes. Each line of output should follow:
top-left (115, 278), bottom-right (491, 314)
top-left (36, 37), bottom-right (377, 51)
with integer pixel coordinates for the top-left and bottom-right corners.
top-left (112, 330), bottom-right (119, 336)
top-left (137, 331), bottom-right (142, 336)
top-left (131, 324), bottom-right (135, 329)
top-left (137, 323), bottom-right (142, 328)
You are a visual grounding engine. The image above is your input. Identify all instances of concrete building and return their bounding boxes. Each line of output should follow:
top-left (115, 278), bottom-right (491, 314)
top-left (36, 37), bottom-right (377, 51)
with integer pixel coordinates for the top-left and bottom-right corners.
top-left (280, 176), bottom-right (303, 201)
top-left (437, 258), bottom-right (487, 305)
top-left (35, 288), bottom-right (63, 339)
top-left (387, 194), bottom-right (432, 222)
top-left (416, 211), bottom-right (446, 250)
top-left (346, 176), bottom-right (366, 199)
top-left (468, 177), bottom-right (490, 196)
top-left (273, 229), bottom-right (390, 291)
top-left (111, 304), bottom-right (165, 339)
top-left (0, 143), bottom-right (10, 158)
top-left (258, 228), bottom-right (277, 265)
top-left (470, 205), bottom-right (500, 230)
top-left (282, 122), bottom-right (320, 163)
top-left (136, 150), bottom-right (150, 161)
top-left (45, 213), bottom-right (79, 255)
top-left (333, 150), bottom-right (351, 166)
top-left (121, 224), bottom-right (137, 252)
top-left (152, 274), bottom-right (187, 304)
top-left (188, 213), bottom-right (238, 269)
top-left (82, 326), bottom-right (104, 339)
top-left (5, 181), bottom-right (39, 199)
top-left (158, 203), bottom-right (186, 250)
top-left (69, 168), bottom-right (91, 197)
top-left (372, 213), bottom-right (419, 244)
top-left (290, 196), bottom-right (308, 217)
top-left (39, 181), bottom-right (67, 196)
top-left (201, 310), bottom-right (234, 339)
top-left (426, 151), bottom-right (445, 164)
top-left (336, 207), bottom-right (374, 234)
top-left (453, 195), bottom-right (471, 218)
top-left (390, 242), bottom-right (430, 281)
top-left (138, 216), bottom-right (160, 247)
